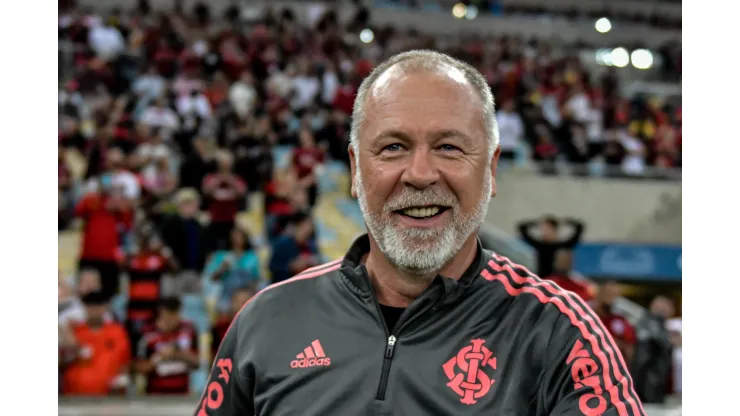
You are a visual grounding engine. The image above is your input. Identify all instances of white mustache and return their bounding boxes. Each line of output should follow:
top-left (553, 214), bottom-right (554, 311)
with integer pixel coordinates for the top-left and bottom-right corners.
top-left (383, 189), bottom-right (458, 213)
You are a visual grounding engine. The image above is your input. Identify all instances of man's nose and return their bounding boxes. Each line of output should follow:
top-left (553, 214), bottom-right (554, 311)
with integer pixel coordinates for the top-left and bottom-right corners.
top-left (401, 148), bottom-right (440, 189)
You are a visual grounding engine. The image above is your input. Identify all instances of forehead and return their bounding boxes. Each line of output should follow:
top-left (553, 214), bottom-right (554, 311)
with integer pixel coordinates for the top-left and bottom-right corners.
top-left (362, 66), bottom-right (486, 143)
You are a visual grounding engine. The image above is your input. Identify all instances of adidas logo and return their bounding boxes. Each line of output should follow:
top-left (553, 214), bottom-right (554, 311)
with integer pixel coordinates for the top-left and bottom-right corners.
top-left (290, 339), bottom-right (331, 368)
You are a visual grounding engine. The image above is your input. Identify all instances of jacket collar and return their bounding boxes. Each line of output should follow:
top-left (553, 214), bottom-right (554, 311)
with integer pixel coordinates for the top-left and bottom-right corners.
top-left (340, 234), bottom-right (489, 305)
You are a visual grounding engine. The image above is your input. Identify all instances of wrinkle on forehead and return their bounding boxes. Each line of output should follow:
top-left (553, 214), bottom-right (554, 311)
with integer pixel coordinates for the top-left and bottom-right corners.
top-left (369, 62), bottom-right (471, 102)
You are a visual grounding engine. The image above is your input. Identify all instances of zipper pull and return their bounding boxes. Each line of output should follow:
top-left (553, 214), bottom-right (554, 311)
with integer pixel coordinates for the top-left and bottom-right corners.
top-left (385, 335), bottom-right (397, 358)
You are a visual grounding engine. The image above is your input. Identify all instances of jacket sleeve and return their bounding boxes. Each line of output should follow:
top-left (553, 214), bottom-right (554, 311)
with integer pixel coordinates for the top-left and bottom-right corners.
top-left (543, 311), bottom-right (645, 416)
top-left (194, 308), bottom-right (254, 416)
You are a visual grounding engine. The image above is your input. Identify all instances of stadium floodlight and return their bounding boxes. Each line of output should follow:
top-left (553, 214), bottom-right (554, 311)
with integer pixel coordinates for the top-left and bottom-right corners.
top-left (595, 17), bottom-right (612, 33)
top-left (359, 28), bottom-right (374, 44)
top-left (631, 49), bottom-right (654, 70)
top-left (465, 5), bottom-right (478, 20)
top-left (452, 3), bottom-right (467, 19)
top-left (611, 47), bottom-right (629, 68)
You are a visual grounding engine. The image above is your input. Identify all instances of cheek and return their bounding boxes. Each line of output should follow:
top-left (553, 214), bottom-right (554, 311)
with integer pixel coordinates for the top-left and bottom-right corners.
top-left (360, 164), bottom-right (398, 204)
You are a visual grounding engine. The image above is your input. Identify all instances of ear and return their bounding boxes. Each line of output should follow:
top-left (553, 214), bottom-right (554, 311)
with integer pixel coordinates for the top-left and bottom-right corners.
top-left (348, 144), bottom-right (358, 199)
top-left (490, 146), bottom-right (501, 198)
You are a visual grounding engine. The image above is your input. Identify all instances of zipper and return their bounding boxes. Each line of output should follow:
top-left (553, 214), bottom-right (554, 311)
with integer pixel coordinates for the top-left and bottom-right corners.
top-left (373, 300), bottom-right (436, 401)
top-left (375, 335), bottom-right (397, 400)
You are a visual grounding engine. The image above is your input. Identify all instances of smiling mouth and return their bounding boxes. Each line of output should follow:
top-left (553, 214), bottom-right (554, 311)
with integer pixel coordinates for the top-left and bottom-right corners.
top-left (393, 205), bottom-right (450, 219)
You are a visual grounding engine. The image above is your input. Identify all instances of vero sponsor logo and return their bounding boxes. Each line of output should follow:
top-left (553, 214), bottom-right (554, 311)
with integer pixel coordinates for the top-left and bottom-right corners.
top-left (290, 339), bottom-right (331, 368)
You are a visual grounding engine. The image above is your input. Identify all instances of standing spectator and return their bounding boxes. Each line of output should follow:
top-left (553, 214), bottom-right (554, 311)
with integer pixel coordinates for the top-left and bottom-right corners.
top-left (292, 128), bottom-right (325, 207)
top-left (123, 231), bottom-right (178, 346)
top-left (517, 215), bottom-right (585, 277)
top-left (160, 189), bottom-right (208, 273)
top-left (543, 250), bottom-right (593, 302)
top-left (202, 151), bottom-right (247, 252)
top-left (75, 180), bottom-right (134, 301)
top-left (269, 211), bottom-right (320, 284)
top-left (667, 317), bottom-right (682, 398)
top-left (139, 96), bottom-right (180, 132)
top-left (632, 295), bottom-right (675, 404)
top-left (591, 281), bottom-right (637, 364)
top-left (60, 291), bottom-right (131, 396)
top-left (203, 227), bottom-right (262, 313)
top-left (179, 136), bottom-right (216, 191)
top-left (496, 99), bottom-right (524, 162)
top-left (211, 286), bottom-right (256, 357)
top-left (136, 297), bottom-right (199, 395)
top-left (229, 71), bottom-right (258, 119)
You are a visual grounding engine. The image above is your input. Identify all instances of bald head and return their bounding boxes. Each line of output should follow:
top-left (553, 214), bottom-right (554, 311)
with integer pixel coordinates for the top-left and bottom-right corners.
top-left (350, 50), bottom-right (499, 164)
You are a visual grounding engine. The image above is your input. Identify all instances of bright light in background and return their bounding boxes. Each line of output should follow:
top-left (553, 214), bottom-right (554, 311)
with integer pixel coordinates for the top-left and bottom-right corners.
top-left (465, 5), bottom-right (478, 20)
top-left (595, 49), bottom-right (613, 66)
top-left (595, 17), bottom-right (611, 33)
top-left (452, 3), bottom-right (467, 19)
top-left (610, 47), bottom-right (629, 68)
top-left (359, 28), bottom-right (374, 44)
top-left (631, 49), bottom-right (654, 70)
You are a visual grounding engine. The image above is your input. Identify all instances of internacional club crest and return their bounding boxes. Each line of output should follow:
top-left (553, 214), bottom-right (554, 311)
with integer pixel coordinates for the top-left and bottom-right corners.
top-left (442, 339), bottom-right (497, 405)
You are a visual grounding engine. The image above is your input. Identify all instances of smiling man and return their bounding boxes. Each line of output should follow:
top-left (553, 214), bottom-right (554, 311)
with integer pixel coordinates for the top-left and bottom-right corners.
top-left (195, 50), bottom-right (644, 416)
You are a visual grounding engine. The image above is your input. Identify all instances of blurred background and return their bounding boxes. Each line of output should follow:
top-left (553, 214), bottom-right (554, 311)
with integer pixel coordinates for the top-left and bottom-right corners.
top-left (57, 0), bottom-right (681, 414)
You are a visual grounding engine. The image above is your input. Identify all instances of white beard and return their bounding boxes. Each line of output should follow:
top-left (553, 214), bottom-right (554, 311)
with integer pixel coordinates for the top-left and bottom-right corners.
top-left (355, 166), bottom-right (492, 277)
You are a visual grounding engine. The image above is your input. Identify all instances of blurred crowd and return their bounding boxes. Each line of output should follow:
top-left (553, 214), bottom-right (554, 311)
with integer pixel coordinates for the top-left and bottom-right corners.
top-left (517, 215), bottom-right (682, 403)
top-left (57, 0), bottom-right (682, 397)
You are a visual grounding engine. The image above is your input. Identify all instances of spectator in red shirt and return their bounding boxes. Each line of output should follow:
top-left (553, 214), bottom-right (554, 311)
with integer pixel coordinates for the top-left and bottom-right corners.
top-left (202, 151), bottom-right (247, 253)
top-left (591, 280), bottom-right (636, 364)
top-left (544, 250), bottom-right (593, 302)
top-left (123, 230), bottom-right (178, 347)
top-left (60, 291), bottom-right (131, 396)
top-left (292, 128), bottom-right (325, 207)
top-left (75, 182), bottom-right (133, 301)
top-left (211, 285), bottom-right (256, 358)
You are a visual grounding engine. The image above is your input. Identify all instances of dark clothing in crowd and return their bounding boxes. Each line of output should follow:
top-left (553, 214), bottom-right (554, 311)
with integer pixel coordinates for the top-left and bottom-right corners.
top-left (631, 313), bottom-right (673, 404)
top-left (518, 219), bottom-right (585, 277)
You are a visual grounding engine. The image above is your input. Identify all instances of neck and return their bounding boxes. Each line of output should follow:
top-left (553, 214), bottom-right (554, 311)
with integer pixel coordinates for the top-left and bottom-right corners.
top-left (365, 234), bottom-right (479, 308)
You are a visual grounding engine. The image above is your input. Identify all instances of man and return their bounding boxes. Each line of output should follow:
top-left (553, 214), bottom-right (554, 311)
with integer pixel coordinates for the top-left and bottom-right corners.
top-left (60, 291), bottom-right (130, 396)
top-left (518, 215), bottom-right (585, 277)
top-left (202, 151), bottom-right (247, 253)
top-left (591, 281), bottom-right (636, 365)
top-left (160, 188), bottom-right (208, 273)
top-left (196, 50), bottom-right (644, 415)
top-left (268, 210), bottom-right (320, 284)
top-left (136, 297), bottom-right (199, 395)
top-left (76, 174), bottom-right (133, 301)
top-left (631, 295), bottom-right (674, 404)
top-left (544, 250), bottom-right (593, 303)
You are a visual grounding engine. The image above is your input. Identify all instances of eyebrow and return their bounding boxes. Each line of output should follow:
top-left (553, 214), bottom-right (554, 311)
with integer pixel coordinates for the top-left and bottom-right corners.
top-left (372, 129), bottom-right (474, 147)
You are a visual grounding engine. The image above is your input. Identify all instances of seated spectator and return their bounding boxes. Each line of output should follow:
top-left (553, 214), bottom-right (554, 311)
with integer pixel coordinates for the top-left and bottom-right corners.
top-left (518, 215), bottom-right (585, 277)
top-left (211, 286), bottom-right (256, 357)
top-left (160, 189), bottom-right (208, 273)
top-left (544, 250), bottom-right (593, 302)
top-left (269, 211), bottom-right (320, 284)
top-left (60, 291), bottom-right (131, 396)
top-left (202, 151), bottom-right (247, 253)
top-left (591, 281), bottom-right (636, 364)
top-left (204, 227), bottom-right (261, 313)
top-left (135, 297), bottom-right (199, 395)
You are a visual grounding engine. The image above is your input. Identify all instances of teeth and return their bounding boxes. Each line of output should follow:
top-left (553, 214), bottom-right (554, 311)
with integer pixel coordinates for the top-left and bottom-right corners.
top-left (402, 206), bottom-right (441, 218)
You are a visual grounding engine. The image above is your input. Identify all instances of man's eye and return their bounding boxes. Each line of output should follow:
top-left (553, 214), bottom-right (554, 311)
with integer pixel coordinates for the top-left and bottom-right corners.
top-left (439, 144), bottom-right (461, 152)
top-left (382, 144), bottom-right (403, 152)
